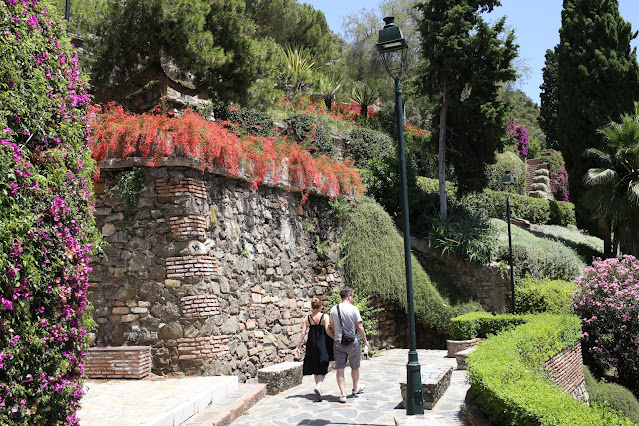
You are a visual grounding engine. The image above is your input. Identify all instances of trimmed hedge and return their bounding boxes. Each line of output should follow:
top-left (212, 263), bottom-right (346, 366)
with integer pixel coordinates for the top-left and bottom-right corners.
top-left (287, 113), bottom-right (336, 158)
top-left (584, 366), bottom-right (639, 424)
top-left (516, 278), bottom-right (576, 315)
top-left (450, 312), bottom-right (527, 340)
top-left (463, 188), bottom-right (576, 226)
top-left (212, 105), bottom-right (275, 137)
top-left (467, 315), bottom-right (634, 425)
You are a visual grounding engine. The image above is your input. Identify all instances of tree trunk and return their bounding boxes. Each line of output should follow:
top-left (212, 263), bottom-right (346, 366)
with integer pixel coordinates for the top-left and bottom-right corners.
top-left (324, 97), bottom-right (332, 111)
top-left (361, 103), bottom-right (368, 118)
top-left (438, 83), bottom-right (448, 219)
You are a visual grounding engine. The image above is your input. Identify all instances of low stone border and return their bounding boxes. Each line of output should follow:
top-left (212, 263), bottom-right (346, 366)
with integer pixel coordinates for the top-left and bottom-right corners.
top-left (446, 338), bottom-right (483, 358)
top-left (257, 361), bottom-right (303, 395)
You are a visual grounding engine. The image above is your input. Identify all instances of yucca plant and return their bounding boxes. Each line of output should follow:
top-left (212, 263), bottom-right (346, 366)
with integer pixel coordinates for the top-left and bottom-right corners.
top-left (350, 84), bottom-right (378, 118)
top-left (280, 46), bottom-right (319, 101)
top-left (316, 75), bottom-right (342, 111)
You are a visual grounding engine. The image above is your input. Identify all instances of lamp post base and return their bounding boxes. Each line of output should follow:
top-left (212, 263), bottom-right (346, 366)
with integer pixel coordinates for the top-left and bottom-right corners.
top-left (405, 350), bottom-right (424, 415)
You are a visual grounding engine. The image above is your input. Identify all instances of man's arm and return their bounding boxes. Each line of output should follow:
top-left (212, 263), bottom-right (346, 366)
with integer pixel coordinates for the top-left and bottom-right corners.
top-left (355, 321), bottom-right (369, 348)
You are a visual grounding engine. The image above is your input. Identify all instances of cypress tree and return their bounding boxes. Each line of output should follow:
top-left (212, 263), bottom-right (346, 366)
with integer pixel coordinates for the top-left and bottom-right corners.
top-left (556, 0), bottom-right (639, 214)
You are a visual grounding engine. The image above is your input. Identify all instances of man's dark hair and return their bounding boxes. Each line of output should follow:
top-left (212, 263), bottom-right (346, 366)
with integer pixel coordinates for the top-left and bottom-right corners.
top-left (340, 287), bottom-right (354, 300)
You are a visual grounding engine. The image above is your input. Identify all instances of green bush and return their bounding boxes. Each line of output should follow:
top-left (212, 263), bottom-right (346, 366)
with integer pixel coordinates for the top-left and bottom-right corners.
top-left (347, 128), bottom-right (393, 167)
top-left (450, 312), bottom-right (527, 340)
top-left (492, 219), bottom-right (586, 281)
top-left (287, 113), bottom-right (336, 158)
top-left (467, 315), bottom-right (634, 425)
top-left (339, 197), bottom-right (483, 332)
top-left (424, 210), bottom-right (498, 264)
top-left (485, 151), bottom-right (526, 194)
top-left (212, 105), bottom-right (275, 137)
top-left (326, 289), bottom-right (382, 338)
top-left (1, 2), bottom-right (101, 423)
top-left (362, 155), bottom-right (422, 219)
top-left (516, 278), bottom-right (576, 315)
top-left (461, 188), bottom-right (576, 226)
top-left (584, 366), bottom-right (639, 425)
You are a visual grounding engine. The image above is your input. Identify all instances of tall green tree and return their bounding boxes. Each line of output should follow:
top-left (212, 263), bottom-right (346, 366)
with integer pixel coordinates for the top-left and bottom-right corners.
top-left (556, 0), bottom-right (639, 218)
top-left (539, 47), bottom-right (559, 150)
top-left (415, 0), bottom-right (518, 218)
top-left (86, 0), bottom-right (280, 107)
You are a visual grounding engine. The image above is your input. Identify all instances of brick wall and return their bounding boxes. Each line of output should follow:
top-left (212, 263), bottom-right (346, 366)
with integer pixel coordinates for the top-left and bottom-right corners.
top-left (177, 335), bottom-right (231, 361)
top-left (170, 215), bottom-right (207, 238)
top-left (166, 255), bottom-right (218, 278)
top-left (180, 294), bottom-right (220, 318)
top-left (85, 346), bottom-right (151, 379)
top-left (545, 342), bottom-right (589, 402)
top-left (156, 177), bottom-right (206, 199)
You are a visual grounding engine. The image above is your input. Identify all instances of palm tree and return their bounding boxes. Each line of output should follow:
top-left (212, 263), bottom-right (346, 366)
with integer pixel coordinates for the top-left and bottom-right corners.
top-left (583, 106), bottom-right (639, 257)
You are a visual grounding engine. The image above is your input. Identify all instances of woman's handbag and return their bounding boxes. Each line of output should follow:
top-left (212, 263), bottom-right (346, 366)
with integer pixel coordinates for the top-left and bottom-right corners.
top-left (336, 305), bottom-right (356, 346)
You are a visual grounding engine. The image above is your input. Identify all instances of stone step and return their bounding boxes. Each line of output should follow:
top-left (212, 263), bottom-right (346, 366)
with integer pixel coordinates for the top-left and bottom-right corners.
top-left (181, 383), bottom-right (267, 426)
top-left (400, 365), bottom-right (453, 410)
top-left (455, 346), bottom-right (477, 370)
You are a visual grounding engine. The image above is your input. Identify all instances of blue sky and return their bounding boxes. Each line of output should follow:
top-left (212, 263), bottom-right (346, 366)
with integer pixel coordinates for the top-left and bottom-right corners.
top-left (303, 0), bottom-right (639, 104)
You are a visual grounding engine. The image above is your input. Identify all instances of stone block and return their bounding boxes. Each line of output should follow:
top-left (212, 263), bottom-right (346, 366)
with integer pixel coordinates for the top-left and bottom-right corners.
top-left (257, 361), bottom-right (303, 395)
top-left (446, 338), bottom-right (483, 358)
top-left (400, 365), bottom-right (452, 410)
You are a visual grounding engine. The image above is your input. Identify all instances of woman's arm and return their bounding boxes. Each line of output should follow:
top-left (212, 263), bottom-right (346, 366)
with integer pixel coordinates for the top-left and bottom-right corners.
top-left (293, 317), bottom-right (309, 358)
top-left (323, 314), bottom-right (334, 339)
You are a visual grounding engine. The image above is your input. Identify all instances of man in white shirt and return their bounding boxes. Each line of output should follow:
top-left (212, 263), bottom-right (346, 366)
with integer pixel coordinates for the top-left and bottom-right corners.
top-left (329, 287), bottom-right (370, 403)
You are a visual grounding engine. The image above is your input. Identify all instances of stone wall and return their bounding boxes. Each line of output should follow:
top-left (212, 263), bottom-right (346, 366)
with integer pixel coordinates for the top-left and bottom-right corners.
top-left (89, 160), bottom-right (344, 380)
top-left (411, 238), bottom-right (512, 314)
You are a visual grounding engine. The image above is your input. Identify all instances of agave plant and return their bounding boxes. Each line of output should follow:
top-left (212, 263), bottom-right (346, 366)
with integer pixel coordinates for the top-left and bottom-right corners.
top-left (350, 84), bottom-right (378, 118)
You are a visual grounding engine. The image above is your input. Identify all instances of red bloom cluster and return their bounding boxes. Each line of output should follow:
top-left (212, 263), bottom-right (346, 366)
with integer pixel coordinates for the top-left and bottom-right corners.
top-left (89, 104), bottom-right (364, 202)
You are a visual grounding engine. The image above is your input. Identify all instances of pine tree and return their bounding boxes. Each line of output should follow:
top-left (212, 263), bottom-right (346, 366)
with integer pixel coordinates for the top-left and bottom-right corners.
top-left (556, 0), bottom-right (639, 215)
top-left (415, 0), bottom-right (518, 216)
top-left (87, 0), bottom-right (281, 107)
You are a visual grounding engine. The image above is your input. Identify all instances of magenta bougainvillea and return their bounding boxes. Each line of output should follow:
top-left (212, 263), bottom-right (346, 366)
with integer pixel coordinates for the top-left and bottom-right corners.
top-left (1, 1), bottom-right (100, 424)
top-left (573, 255), bottom-right (639, 395)
top-left (508, 120), bottom-right (529, 158)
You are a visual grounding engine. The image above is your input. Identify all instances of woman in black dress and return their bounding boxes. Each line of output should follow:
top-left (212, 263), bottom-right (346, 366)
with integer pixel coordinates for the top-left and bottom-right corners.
top-left (293, 297), bottom-right (334, 401)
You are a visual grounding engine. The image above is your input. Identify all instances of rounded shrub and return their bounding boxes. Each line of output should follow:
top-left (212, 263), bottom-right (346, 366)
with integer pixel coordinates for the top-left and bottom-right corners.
top-left (515, 278), bottom-right (576, 314)
top-left (585, 366), bottom-right (639, 424)
top-left (347, 128), bottom-right (393, 167)
top-left (538, 149), bottom-right (570, 201)
top-left (484, 151), bottom-right (525, 194)
top-left (287, 113), bottom-right (335, 158)
top-left (1, 2), bottom-right (101, 424)
top-left (573, 255), bottom-right (639, 396)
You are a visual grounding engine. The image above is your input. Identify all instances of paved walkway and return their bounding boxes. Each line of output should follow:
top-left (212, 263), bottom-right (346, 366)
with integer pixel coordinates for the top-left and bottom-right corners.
top-left (233, 349), bottom-right (469, 426)
top-left (78, 349), bottom-right (469, 425)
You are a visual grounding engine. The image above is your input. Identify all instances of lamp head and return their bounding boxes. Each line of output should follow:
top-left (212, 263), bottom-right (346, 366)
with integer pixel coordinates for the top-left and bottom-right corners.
top-left (501, 172), bottom-right (515, 185)
top-left (376, 17), bottom-right (409, 80)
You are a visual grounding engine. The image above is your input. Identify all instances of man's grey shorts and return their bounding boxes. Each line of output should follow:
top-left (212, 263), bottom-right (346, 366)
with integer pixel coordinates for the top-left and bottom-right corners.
top-left (334, 340), bottom-right (361, 370)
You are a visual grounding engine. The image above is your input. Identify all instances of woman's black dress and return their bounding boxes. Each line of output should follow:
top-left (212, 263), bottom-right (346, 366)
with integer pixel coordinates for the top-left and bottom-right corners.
top-left (302, 314), bottom-right (334, 375)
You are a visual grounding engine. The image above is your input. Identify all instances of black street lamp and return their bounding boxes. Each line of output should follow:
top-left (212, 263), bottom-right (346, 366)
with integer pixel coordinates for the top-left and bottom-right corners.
top-left (501, 172), bottom-right (516, 313)
top-left (377, 17), bottom-right (424, 416)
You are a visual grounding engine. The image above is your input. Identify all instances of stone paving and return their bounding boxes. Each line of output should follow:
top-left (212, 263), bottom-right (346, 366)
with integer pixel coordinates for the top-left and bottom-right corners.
top-left (78, 349), bottom-right (469, 425)
top-left (232, 349), bottom-right (469, 426)
top-left (79, 376), bottom-right (238, 426)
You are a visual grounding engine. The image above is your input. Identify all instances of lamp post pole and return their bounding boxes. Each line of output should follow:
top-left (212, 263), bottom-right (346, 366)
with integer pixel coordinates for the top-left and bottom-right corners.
top-left (395, 76), bottom-right (423, 415)
top-left (65, 0), bottom-right (70, 21)
top-left (377, 17), bottom-right (423, 415)
top-left (506, 193), bottom-right (515, 313)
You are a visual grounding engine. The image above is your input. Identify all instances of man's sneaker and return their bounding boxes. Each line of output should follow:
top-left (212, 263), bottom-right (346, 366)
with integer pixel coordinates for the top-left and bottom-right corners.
top-left (339, 395), bottom-right (347, 403)
top-left (352, 384), bottom-right (366, 395)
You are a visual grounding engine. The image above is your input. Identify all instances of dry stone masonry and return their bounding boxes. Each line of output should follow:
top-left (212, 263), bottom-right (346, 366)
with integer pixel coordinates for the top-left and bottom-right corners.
top-left (89, 160), bottom-right (344, 380)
